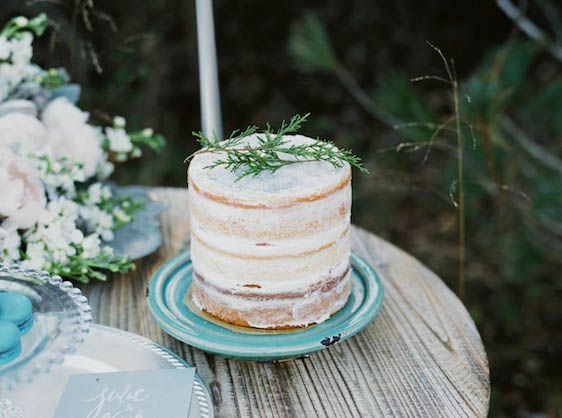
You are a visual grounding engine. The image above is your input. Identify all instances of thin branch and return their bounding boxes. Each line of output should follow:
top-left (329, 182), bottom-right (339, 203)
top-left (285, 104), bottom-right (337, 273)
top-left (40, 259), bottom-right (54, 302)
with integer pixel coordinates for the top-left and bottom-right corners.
top-left (496, 0), bottom-right (562, 61)
top-left (426, 41), bottom-right (455, 83)
top-left (410, 75), bottom-right (452, 84)
top-left (451, 63), bottom-right (466, 300)
top-left (393, 121), bottom-right (456, 131)
top-left (332, 63), bottom-right (399, 128)
top-left (420, 42), bottom-right (466, 298)
top-left (449, 180), bottom-right (459, 208)
top-left (499, 184), bottom-right (533, 204)
top-left (375, 142), bottom-right (458, 155)
top-left (418, 115), bottom-right (455, 166)
top-left (535, 0), bottom-right (562, 42)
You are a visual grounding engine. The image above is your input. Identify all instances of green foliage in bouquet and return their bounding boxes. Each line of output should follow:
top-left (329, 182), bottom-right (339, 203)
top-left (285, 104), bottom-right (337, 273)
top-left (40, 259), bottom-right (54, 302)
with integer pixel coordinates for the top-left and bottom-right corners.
top-left (0, 14), bottom-right (166, 283)
top-left (1, 14), bottom-right (47, 39)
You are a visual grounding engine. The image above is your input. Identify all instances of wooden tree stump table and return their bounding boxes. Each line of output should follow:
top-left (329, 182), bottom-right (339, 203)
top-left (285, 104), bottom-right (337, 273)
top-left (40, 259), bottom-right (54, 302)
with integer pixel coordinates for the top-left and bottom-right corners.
top-left (83, 187), bottom-right (490, 417)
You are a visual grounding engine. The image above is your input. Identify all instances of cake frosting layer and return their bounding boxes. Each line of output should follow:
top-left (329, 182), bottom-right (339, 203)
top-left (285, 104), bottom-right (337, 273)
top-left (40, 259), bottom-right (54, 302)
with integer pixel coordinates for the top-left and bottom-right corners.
top-left (189, 166), bottom-right (351, 239)
top-left (188, 133), bottom-right (352, 328)
top-left (190, 216), bottom-right (349, 257)
top-left (188, 134), bottom-right (351, 207)
top-left (191, 237), bottom-right (350, 291)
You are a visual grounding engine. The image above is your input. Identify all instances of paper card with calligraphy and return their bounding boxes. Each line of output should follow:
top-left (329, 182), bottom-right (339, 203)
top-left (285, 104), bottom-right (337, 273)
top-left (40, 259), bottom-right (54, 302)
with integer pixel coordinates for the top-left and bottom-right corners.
top-left (53, 368), bottom-right (196, 418)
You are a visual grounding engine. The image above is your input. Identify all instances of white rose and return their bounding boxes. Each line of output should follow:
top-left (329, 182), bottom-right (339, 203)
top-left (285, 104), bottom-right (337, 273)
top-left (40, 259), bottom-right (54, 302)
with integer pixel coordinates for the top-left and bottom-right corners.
top-left (42, 97), bottom-right (89, 127)
top-left (42, 98), bottom-right (104, 179)
top-left (0, 99), bottom-right (38, 117)
top-left (0, 112), bottom-right (48, 153)
top-left (0, 149), bottom-right (46, 229)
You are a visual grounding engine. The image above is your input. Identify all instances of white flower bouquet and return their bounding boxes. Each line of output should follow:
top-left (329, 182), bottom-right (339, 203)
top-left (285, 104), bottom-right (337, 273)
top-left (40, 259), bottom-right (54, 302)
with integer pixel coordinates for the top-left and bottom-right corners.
top-left (0, 14), bottom-right (165, 282)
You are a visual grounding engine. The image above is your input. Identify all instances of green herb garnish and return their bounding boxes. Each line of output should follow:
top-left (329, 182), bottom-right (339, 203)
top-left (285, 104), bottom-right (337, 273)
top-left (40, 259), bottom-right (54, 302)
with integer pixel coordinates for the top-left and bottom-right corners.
top-left (185, 114), bottom-right (367, 180)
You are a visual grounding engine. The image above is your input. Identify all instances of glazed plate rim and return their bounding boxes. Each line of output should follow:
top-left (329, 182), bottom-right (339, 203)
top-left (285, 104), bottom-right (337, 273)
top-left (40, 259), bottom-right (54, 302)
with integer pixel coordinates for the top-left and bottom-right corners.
top-left (147, 250), bottom-right (384, 361)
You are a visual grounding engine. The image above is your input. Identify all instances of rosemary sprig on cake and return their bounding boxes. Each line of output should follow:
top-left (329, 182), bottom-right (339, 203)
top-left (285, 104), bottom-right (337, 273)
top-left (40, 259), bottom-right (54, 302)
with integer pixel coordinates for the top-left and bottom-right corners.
top-left (185, 114), bottom-right (367, 179)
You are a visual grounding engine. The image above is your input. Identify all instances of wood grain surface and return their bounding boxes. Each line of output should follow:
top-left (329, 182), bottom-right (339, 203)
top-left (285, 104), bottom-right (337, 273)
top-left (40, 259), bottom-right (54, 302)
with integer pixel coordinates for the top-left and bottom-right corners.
top-left (82, 187), bottom-right (490, 418)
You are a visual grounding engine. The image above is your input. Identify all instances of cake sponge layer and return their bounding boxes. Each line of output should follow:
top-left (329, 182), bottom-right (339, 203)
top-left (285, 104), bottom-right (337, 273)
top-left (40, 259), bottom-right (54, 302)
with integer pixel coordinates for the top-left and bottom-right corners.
top-left (192, 269), bottom-right (352, 329)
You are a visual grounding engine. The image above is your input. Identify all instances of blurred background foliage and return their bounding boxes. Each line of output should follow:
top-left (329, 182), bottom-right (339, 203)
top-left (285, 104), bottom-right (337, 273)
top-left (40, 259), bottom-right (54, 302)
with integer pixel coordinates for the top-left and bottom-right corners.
top-left (1, 0), bottom-right (561, 416)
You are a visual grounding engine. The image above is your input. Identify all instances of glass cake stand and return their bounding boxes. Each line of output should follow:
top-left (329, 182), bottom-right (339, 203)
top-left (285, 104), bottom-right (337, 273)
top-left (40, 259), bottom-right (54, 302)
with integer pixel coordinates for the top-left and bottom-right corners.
top-left (0, 264), bottom-right (213, 418)
top-left (0, 263), bottom-right (92, 393)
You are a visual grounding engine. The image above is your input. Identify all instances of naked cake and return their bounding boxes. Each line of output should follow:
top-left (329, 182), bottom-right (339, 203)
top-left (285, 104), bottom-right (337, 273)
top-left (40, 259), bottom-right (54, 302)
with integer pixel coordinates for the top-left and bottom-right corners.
top-left (188, 134), bottom-right (352, 329)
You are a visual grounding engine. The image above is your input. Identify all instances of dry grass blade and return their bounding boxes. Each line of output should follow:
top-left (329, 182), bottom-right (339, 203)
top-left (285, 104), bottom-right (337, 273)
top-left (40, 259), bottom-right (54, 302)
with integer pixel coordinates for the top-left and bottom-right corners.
top-left (413, 42), bottom-right (466, 299)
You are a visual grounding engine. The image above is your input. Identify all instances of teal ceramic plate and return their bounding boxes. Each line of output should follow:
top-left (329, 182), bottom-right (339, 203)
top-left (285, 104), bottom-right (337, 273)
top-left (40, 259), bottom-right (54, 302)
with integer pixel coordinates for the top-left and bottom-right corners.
top-left (147, 250), bottom-right (384, 361)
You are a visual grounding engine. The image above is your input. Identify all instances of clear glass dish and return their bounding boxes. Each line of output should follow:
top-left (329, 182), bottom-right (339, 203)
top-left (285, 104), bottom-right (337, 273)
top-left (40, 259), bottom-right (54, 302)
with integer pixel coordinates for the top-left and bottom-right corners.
top-left (0, 263), bottom-right (92, 393)
top-left (3, 324), bottom-right (214, 418)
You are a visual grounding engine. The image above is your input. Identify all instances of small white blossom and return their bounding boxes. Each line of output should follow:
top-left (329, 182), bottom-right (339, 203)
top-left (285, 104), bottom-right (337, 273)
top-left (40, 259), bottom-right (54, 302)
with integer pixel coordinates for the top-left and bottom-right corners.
top-left (14, 17), bottom-right (29, 27)
top-left (0, 31), bottom-right (35, 100)
top-left (0, 62), bottom-right (22, 91)
top-left (82, 183), bottom-right (113, 207)
top-left (22, 197), bottom-right (83, 269)
top-left (9, 32), bottom-right (33, 67)
top-left (106, 127), bottom-right (133, 154)
top-left (0, 227), bottom-right (21, 263)
top-left (113, 207), bottom-right (131, 223)
top-left (33, 154), bottom-right (85, 199)
top-left (79, 204), bottom-right (115, 241)
top-left (141, 128), bottom-right (153, 137)
top-left (21, 241), bottom-right (46, 270)
top-left (71, 229), bottom-right (84, 244)
top-left (113, 116), bottom-right (126, 128)
top-left (0, 36), bottom-right (10, 60)
top-left (101, 186), bottom-right (112, 200)
top-left (131, 147), bottom-right (142, 158)
top-left (115, 152), bottom-right (127, 162)
top-left (51, 161), bottom-right (62, 173)
top-left (82, 233), bottom-right (101, 258)
top-left (53, 249), bottom-right (69, 263)
top-left (86, 183), bottom-right (104, 204)
top-left (96, 160), bottom-right (115, 179)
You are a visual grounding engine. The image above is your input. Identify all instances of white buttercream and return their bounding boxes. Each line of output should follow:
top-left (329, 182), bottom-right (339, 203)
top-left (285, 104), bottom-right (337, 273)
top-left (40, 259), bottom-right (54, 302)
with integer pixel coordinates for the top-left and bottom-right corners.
top-left (191, 215), bottom-right (349, 257)
top-left (192, 251), bottom-right (350, 293)
top-left (188, 179), bottom-right (351, 239)
top-left (189, 134), bottom-right (350, 205)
